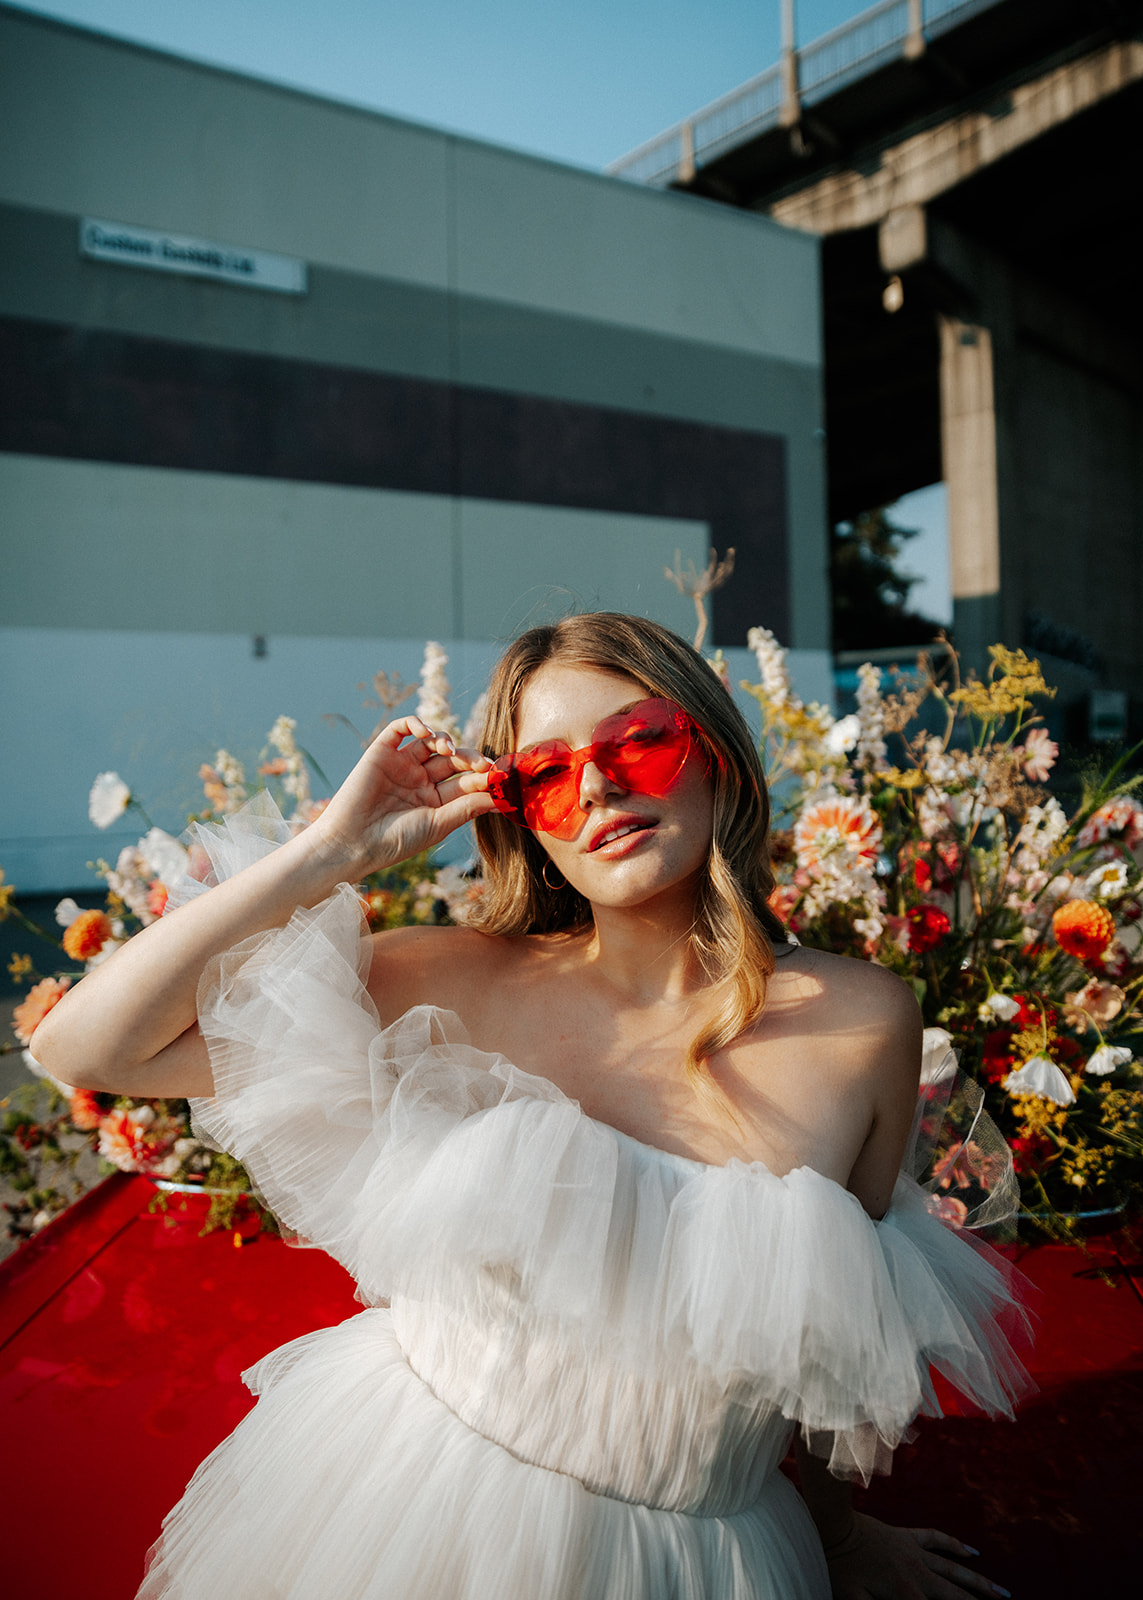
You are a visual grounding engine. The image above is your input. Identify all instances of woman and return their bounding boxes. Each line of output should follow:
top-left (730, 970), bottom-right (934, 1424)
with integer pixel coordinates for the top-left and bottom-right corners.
top-left (34, 613), bottom-right (1028, 1600)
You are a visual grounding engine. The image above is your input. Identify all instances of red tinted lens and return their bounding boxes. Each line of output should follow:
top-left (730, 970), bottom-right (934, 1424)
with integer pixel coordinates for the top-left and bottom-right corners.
top-left (593, 699), bottom-right (691, 795)
top-left (489, 744), bottom-right (583, 837)
top-left (516, 744), bottom-right (582, 836)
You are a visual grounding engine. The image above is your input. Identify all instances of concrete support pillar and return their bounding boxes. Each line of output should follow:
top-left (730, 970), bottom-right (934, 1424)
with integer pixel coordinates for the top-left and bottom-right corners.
top-left (939, 315), bottom-right (1002, 670)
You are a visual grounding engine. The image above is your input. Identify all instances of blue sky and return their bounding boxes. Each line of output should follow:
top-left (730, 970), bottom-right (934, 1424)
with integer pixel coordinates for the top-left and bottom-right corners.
top-left (11, 0), bottom-right (951, 616)
top-left (11, 1), bottom-right (882, 169)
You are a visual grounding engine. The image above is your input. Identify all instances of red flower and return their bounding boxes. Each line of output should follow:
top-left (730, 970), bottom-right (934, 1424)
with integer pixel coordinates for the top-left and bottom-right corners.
top-left (907, 904), bottom-right (950, 954)
top-left (1011, 1132), bottom-right (1055, 1176)
top-left (912, 859), bottom-right (933, 893)
top-left (1014, 993), bottom-right (1056, 1032)
top-left (146, 880), bottom-right (169, 918)
top-left (1052, 899), bottom-right (1115, 962)
top-left (981, 1027), bottom-right (1016, 1084)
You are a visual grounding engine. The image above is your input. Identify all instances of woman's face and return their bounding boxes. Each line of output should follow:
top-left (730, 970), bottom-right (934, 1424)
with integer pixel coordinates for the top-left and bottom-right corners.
top-left (512, 662), bottom-right (715, 912)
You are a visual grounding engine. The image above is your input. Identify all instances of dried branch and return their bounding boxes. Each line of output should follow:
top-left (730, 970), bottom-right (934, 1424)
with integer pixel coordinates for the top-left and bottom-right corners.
top-left (664, 546), bottom-right (736, 652)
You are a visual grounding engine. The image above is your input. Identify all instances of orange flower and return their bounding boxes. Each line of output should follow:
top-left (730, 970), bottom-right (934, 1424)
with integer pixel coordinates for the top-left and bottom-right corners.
top-left (794, 795), bottom-right (880, 873)
top-left (1052, 899), bottom-right (1115, 962)
top-left (68, 1089), bottom-right (104, 1131)
top-left (62, 908), bottom-right (113, 962)
top-left (12, 976), bottom-right (71, 1043)
top-left (146, 880), bottom-right (169, 918)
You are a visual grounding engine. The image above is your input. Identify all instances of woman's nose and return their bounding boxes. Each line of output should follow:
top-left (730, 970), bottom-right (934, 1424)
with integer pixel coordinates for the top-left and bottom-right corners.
top-left (577, 759), bottom-right (625, 806)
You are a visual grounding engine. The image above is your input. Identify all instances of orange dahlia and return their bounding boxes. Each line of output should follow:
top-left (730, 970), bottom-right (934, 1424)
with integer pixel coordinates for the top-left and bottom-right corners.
top-left (1052, 899), bottom-right (1115, 962)
top-left (62, 908), bottom-right (113, 962)
top-left (12, 976), bottom-right (70, 1043)
top-left (794, 795), bottom-right (880, 872)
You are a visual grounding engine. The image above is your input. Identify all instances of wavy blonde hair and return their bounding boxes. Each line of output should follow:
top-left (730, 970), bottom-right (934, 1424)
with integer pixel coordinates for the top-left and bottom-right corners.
top-left (469, 614), bottom-right (788, 1087)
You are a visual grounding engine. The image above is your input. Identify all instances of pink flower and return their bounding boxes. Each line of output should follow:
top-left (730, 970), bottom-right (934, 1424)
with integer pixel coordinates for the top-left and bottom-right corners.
top-left (1078, 797), bottom-right (1143, 850)
top-left (1020, 727), bottom-right (1058, 782)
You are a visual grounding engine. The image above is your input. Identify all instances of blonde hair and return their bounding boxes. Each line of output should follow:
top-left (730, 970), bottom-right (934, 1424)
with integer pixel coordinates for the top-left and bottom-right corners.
top-left (470, 614), bottom-right (788, 1087)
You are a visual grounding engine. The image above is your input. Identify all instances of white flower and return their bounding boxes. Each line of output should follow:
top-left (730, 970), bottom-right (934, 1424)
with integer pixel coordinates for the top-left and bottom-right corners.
top-left (1005, 1056), bottom-right (1076, 1106)
top-left (747, 626), bottom-right (791, 708)
top-left (978, 993), bottom-right (1020, 1023)
top-left (88, 772), bottom-right (131, 829)
top-left (855, 663), bottom-right (888, 770)
top-left (214, 748), bottom-right (246, 791)
top-left (1045, 874), bottom-right (1073, 901)
top-left (266, 716), bottom-right (311, 804)
top-left (1087, 861), bottom-right (1129, 900)
top-left (416, 642), bottom-right (458, 736)
top-left (54, 897), bottom-right (81, 928)
top-left (138, 828), bottom-right (190, 889)
top-left (269, 716), bottom-right (299, 758)
top-left (1086, 1044), bottom-right (1133, 1076)
top-left (920, 1027), bottom-right (957, 1085)
top-left (824, 713), bottom-right (860, 757)
top-left (1013, 797), bottom-right (1068, 871)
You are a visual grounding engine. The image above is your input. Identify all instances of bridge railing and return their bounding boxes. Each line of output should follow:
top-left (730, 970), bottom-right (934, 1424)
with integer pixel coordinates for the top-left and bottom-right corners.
top-left (607, 0), bottom-right (1001, 188)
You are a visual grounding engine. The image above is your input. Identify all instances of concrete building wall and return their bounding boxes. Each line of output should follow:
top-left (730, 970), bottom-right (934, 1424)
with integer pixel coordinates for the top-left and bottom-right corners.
top-left (0, 4), bottom-right (830, 889)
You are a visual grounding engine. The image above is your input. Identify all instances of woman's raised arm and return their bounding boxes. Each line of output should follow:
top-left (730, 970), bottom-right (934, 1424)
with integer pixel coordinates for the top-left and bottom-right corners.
top-left (31, 718), bottom-right (494, 1099)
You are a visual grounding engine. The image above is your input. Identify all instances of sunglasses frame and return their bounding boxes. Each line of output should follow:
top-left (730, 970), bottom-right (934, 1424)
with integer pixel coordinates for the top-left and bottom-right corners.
top-left (487, 697), bottom-right (701, 841)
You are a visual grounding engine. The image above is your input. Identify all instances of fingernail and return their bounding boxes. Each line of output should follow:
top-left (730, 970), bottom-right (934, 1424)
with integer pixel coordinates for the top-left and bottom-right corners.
top-left (964, 1546), bottom-right (979, 1557)
top-left (994, 1587), bottom-right (1010, 1597)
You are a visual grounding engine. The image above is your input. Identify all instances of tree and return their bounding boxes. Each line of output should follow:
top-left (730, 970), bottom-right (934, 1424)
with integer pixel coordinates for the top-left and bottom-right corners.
top-left (830, 507), bottom-right (944, 652)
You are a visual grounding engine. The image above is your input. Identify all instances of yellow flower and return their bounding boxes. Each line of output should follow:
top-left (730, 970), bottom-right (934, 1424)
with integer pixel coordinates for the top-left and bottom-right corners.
top-left (949, 646), bottom-right (1055, 721)
top-left (7, 953), bottom-right (33, 983)
top-left (0, 869), bottom-right (14, 921)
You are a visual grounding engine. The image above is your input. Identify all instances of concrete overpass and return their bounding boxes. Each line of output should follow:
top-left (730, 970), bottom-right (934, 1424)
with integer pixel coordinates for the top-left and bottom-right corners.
top-left (612, 0), bottom-right (1143, 720)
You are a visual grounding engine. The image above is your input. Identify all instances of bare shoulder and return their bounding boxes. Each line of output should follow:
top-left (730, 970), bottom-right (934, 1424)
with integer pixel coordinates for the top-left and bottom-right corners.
top-left (774, 946), bottom-right (922, 1083)
top-left (366, 922), bottom-right (519, 1026)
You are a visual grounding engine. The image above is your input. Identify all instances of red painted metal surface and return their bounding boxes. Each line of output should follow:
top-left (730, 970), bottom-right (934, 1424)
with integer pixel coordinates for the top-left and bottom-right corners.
top-left (2, 1184), bottom-right (1141, 1599)
top-left (0, 1176), bottom-right (359, 1600)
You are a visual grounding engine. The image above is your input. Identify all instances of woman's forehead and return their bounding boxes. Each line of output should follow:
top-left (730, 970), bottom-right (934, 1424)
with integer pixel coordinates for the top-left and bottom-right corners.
top-left (514, 663), bottom-right (648, 747)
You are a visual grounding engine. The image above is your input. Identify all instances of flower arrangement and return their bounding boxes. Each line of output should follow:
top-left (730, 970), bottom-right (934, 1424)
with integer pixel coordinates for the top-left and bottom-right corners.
top-left (5, 624), bottom-right (1141, 1247)
top-left (0, 645), bottom-right (476, 1244)
top-left (745, 629), bottom-right (1143, 1232)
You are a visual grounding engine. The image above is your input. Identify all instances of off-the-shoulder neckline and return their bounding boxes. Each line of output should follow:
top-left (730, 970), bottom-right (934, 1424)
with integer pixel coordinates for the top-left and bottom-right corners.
top-left (396, 1002), bottom-right (880, 1217)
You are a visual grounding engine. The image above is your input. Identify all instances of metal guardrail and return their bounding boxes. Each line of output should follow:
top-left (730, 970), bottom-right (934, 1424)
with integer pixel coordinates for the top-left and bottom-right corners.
top-left (606, 0), bottom-right (1002, 187)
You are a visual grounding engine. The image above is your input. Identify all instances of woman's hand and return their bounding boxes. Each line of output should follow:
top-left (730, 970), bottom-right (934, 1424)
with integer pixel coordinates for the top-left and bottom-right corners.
top-left (825, 1513), bottom-right (1010, 1600)
top-left (33, 716), bottom-right (497, 1098)
top-left (311, 715), bottom-right (496, 879)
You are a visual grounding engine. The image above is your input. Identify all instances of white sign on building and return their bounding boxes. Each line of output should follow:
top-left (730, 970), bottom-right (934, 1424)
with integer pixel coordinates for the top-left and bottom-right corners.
top-left (80, 218), bottom-right (307, 294)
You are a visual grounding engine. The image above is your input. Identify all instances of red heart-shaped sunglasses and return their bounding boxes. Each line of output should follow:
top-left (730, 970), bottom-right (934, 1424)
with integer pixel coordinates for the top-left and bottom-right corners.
top-left (486, 697), bottom-right (700, 841)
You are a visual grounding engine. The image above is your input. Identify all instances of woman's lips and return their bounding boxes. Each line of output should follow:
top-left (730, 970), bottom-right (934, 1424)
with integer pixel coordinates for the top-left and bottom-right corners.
top-left (587, 815), bottom-right (656, 854)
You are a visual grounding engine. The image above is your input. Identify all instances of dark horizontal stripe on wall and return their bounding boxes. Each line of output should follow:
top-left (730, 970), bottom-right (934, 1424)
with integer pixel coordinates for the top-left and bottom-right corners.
top-left (0, 316), bottom-right (787, 643)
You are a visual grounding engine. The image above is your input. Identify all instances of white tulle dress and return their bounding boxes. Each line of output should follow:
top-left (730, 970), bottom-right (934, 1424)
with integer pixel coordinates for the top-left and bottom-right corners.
top-left (139, 802), bottom-right (1034, 1600)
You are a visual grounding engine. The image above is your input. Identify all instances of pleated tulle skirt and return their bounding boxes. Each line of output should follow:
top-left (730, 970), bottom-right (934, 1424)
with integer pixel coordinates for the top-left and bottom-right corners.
top-left (137, 1309), bottom-right (829, 1600)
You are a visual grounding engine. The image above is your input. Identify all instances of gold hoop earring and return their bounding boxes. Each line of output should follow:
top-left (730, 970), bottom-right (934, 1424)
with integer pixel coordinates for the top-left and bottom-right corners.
top-left (542, 859), bottom-right (566, 892)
